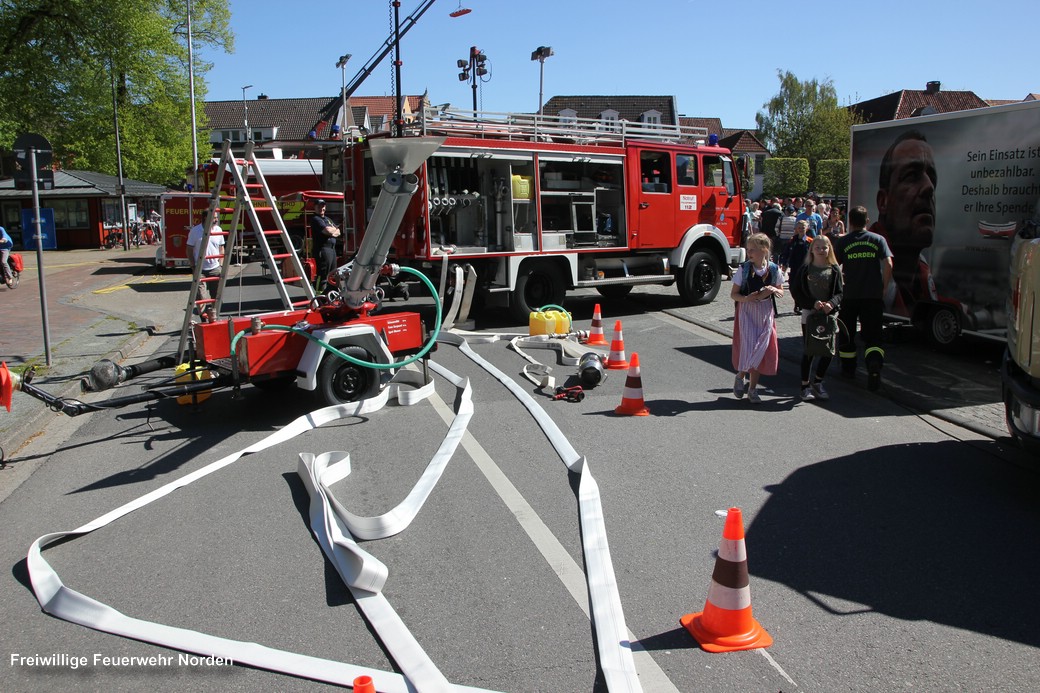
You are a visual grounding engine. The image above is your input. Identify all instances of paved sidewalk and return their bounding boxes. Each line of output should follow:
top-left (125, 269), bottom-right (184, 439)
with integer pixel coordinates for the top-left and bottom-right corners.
top-left (1, 245), bottom-right (189, 461)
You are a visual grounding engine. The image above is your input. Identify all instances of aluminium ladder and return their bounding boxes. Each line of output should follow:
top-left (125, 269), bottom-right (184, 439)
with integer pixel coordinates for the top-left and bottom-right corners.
top-left (176, 140), bottom-right (317, 361)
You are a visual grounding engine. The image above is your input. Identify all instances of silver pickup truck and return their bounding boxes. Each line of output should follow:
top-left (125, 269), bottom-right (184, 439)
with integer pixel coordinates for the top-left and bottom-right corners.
top-left (1002, 223), bottom-right (1040, 454)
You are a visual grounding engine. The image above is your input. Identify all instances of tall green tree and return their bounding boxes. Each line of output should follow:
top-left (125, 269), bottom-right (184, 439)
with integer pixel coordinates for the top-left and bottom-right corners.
top-left (755, 70), bottom-right (862, 192)
top-left (0, 0), bottom-right (233, 185)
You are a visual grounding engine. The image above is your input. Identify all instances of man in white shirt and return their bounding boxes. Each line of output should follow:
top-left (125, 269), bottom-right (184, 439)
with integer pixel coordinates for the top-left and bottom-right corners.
top-left (186, 221), bottom-right (225, 315)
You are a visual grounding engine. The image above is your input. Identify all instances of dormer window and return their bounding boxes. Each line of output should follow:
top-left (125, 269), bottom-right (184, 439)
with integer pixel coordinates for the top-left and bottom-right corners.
top-left (641, 110), bottom-right (662, 128)
top-left (600, 109), bottom-right (620, 133)
top-left (559, 108), bottom-right (577, 125)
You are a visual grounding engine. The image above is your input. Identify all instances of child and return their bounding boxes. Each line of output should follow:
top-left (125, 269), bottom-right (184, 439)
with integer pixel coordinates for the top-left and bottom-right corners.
top-left (731, 233), bottom-right (784, 404)
top-left (789, 235), bottom-right (844, 401)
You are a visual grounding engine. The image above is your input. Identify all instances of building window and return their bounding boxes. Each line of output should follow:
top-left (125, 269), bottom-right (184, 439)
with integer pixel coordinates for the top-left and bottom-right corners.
top-left (640, 110), bottom-right (662, 128)
top-left (52, 199), bottom-right (90, 229)
top-left (755, 154), bottom-right (766, 170)
top-left (600, 109), bottom-right (619, 133)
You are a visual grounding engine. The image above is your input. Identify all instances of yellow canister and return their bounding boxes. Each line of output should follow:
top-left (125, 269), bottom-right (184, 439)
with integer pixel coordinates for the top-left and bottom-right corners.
top-left (174, 362), bottom-right (214, 405)
top-left (528, 310), bottom-right (571, 336)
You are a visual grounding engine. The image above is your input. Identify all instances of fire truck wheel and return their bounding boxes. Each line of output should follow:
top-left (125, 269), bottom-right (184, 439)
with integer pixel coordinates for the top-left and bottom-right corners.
top-left (596, 285), bottom-right (633, 299)
top-left (512, 263), bottom-right (565, 322)
top-left (926, 305), bottom-right (960, 349)
top-left (678, 250), bottom-right (721, 304)
top-left (316, 346), bottom-right (376, 405)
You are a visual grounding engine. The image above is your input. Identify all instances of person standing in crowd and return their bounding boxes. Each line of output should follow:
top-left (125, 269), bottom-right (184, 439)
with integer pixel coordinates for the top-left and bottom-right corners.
top-left (778, 204), bottom-right (798, 246)
top-left (731, 233), bottom-right (784, 404)
top-left (186, 219), bottom-right (225, 320)
top-left (759, 200), bottom-right (783, 258)
top-left (1, 225), bottom-right (14, 288)
top-left (780, 220), bottom-right (812, 281)
top-left (790, 235), bottom-right (844, 401)
top-left (797, 199), bottom-right (824, 238)
top-left (311, 199), bottom-right (341, 291)
top-left (835, 205), bottom-right (893, 391)
top-left (823, 205), bottom-right (845, 241)
top-left (870, 129), bottom-right (938, 317)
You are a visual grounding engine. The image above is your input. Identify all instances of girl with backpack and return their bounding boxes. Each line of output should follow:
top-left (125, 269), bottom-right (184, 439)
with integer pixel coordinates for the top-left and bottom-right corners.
top-left (730, 233), bottom-right (784, 404)
top-left (789, 235), bottom-right (844, 402)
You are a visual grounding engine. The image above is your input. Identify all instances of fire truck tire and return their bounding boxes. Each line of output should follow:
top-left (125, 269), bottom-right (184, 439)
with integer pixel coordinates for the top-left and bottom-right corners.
top-left (678, 250), bottom-right (721, 304)
top-left (926, 305), bottom-right (960, 349)
top-left (316, 346), bottom-right (376, 406)
top-left (596, 285), bottom-right (633, 299)
top-left (511, 263), bottom-right (565, 322)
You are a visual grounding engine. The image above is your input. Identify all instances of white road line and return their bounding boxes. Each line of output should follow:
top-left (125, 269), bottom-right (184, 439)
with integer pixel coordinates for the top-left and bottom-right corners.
top-left (427, 391), bottom-right (680, 693)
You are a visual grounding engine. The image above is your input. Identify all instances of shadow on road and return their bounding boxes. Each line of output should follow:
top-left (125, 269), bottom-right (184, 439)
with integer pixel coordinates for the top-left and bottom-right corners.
top-left (747, 440), bottom-right (1040, 648)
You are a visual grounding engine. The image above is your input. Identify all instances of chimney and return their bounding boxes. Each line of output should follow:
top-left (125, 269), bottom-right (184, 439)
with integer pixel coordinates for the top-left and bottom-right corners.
top-left (925, 81), bottom-right (940, 95)
top-left (258, 93), bottom-right (268, 100)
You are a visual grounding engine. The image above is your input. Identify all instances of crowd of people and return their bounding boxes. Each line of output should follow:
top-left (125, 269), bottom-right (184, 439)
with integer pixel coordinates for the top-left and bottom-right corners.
top-left (732, 197), bottom-right (893, 404)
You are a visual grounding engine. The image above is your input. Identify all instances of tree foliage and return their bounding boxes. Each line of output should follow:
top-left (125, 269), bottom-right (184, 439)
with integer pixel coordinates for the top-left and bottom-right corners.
top-left (0, 0), bottom-right (233, 186)
top-left (755, 70), bottom-right (862, 192)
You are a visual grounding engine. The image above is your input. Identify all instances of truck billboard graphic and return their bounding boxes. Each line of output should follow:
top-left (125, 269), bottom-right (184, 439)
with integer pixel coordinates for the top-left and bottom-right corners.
top-left (849, 100), bottom-right (1040, 343)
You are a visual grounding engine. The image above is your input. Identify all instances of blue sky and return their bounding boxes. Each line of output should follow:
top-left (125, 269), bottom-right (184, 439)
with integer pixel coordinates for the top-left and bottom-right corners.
top-left (199, 0), bottom-right (1036, 129)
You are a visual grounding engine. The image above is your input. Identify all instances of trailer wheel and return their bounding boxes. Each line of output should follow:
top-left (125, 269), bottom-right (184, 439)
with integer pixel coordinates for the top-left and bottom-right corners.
top-left (677, 250), bottom-right (721, 304)
top-left (596, 285), bottom-right (633, 299)
top-left (927, 305), bottom-right (960, 349)
top-left (511, 263), bottom-right (565, 322)
top-left (316, 346), bottom-right (376, 406)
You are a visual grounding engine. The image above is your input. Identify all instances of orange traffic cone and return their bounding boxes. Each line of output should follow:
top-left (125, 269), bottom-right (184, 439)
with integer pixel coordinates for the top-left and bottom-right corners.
top-left (615, 353), bottom-right (650, 416)
top-left (587, 303), bottom-right (608, 346)
top-left (605, 320), bottom-right (629, 370)
top-left (1, 361), bottom-right (20, 413)
top-left (680, 507), bottom-right (772, 653)
top-left (352, 675), bottom-right (376, 693)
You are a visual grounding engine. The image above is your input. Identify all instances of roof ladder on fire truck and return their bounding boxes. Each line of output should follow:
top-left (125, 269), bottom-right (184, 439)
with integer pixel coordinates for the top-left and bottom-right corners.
top-left (340, 140), bottom-right (358, 254)
top-left (176, 139), bottom-right (316, 360)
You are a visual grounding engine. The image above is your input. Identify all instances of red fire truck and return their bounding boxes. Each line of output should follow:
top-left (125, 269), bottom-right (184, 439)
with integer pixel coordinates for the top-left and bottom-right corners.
top-left (325, 107), bottom-right (748, 320)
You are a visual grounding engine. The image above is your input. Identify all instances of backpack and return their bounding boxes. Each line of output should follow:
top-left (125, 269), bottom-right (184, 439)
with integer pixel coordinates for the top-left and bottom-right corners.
top-left (805, 310), bottom-right (839, 357)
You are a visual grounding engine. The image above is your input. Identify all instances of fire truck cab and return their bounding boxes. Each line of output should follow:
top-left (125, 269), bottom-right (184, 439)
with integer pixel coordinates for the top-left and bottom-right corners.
top-left (330, 108), bottom-right (747, 320)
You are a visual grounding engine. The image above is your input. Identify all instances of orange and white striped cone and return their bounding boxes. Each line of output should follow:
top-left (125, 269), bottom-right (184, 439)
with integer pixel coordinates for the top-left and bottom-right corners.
top-left (680, 507), bottom-right (772, 653)
top-left (605, 320), bottom-right (629, 370)
top-left (615, 353), bottom-right (650, 416)
top-left (587, 303), bottom-right (608, 346)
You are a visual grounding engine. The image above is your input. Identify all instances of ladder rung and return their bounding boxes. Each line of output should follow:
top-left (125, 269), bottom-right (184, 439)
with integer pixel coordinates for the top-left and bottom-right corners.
top-left (291, 299), bottom-right (312, 307)
top-left (217, 207), bottom-right (235, 213)
top-left (271, 253), bottom-right (292, 260)
top-left (253, 206), bottom-right (273, 212)
top-left (243, 183), bottom-right (262, 189)
top-left (262, 230), bottom-right (282, 236)
top-left (194, 298), bottom-right (215, 305)
top-left (202, 255), bottom-right (224, 261)
top-left (283, 276), bottom-right (304, 283)
top-left (200, 276), bottom-right (221, 282)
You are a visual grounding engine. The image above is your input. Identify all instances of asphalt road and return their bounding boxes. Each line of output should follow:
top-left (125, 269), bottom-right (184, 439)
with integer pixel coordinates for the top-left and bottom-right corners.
top-left (2, 272), bottom-right (1038, 692)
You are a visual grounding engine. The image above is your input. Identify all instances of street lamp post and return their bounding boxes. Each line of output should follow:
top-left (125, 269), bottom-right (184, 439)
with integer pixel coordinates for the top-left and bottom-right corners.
top-left (241, 84), bottom-right (253, 142)
top-left (334, 53), bottom-right (351, 138)
top-left (531, 46), bottom-right (553, 117)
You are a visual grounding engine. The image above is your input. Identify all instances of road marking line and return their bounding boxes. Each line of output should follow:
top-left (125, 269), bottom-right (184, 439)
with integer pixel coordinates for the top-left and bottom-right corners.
top-left (428, 391), bottom-right (680, 693)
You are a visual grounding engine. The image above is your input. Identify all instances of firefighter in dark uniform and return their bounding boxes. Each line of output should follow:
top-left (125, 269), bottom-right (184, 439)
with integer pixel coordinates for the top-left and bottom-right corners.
top-left (835, 205), bottom-right (894, 392)
top-left (310, 199), bottom-right (340, 291)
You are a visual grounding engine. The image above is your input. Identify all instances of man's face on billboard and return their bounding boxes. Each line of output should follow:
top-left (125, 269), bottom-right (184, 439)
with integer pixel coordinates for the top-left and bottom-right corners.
top-left (878, 139), bottom-right (937, 249)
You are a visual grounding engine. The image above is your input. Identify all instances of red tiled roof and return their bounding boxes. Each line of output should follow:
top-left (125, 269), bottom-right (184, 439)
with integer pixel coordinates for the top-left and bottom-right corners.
top-left (543, 96), bottom-right (679, 125)
top-left (848, 84), bottom-right (989, 122)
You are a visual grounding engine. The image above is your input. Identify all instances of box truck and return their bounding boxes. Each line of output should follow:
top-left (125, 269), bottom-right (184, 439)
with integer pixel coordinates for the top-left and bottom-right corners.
top-left (848, 100), bottom-right (1040, 347)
